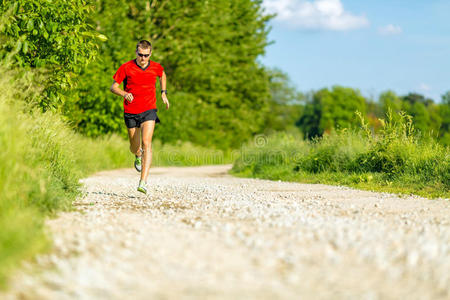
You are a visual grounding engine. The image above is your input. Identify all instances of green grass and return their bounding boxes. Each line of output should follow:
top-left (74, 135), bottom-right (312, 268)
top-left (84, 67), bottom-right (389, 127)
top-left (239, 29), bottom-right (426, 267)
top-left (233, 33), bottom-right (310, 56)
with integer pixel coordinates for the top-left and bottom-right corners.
top-left (0, 96), bottom-right (131, 286)
top-left (231, 113), bottom-right (449, 199)
top-left (152, 140), bottom-right (234, 166)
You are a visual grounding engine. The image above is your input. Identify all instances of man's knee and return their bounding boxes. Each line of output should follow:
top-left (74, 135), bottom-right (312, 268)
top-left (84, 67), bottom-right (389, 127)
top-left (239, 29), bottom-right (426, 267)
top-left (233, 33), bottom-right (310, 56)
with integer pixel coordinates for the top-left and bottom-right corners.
top-left (142, 139), bottom-right (152, 151)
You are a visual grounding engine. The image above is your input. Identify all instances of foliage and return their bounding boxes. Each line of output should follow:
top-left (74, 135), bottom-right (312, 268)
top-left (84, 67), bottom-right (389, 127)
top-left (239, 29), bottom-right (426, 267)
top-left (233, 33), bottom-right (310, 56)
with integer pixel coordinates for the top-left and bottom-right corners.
top-left (66, 0), bottom-right (273, 149)
top-left (264, 68), bottom-right (304, 134)
top-left (152, 139), bottom-right (235, 166)
top-left (379, 91), bottom-right (403, 116)
top-left (0, 0), bottom-right (103, 110)
top-left (297, 87), bottom-right (448, 146)
top-left (233, 111), bottom-right (449, 198)
top-left (297, 86), bottom-right (366, 138)
top-left (355, 110), bottom-right (416, 176)
top-left (380, 91), bottom-right (446, 143)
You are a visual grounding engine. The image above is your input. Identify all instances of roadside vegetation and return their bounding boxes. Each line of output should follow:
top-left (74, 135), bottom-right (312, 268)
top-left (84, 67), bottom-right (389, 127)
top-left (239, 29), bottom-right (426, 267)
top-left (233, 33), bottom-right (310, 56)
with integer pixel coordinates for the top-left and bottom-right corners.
top-left (0, 67), bottom-right (126, 286)
top-left (232, 111), bottom-right (449, 199)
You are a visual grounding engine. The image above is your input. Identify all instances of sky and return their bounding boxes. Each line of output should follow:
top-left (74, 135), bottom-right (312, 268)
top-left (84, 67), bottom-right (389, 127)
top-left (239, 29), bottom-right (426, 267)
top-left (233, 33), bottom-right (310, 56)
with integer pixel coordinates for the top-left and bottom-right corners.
top-left (260, 0), bottom-right (450, 102)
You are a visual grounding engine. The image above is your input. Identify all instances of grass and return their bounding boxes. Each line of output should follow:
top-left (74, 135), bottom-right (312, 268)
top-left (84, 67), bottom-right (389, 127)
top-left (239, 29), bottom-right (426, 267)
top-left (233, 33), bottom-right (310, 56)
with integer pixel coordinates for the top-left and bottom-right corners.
top-left (231, 112), bottom-right (449, 199)
top-left (0, 90), bottom-right (131, 286)
top-left (152, 139), bottom-right (235, 166)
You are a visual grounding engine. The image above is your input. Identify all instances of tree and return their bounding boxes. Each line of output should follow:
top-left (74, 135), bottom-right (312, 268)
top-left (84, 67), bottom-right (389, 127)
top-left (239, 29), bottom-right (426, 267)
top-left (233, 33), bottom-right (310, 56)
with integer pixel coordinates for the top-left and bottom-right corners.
top-left (409, 101), bottom-right (431, 135)
top-left (297, 86), bottom-right (366, 138)
top-left (264, 68), bottom-right (304, 133)
top-left (380, 90), bottom-right (402, 114)
top-left (400, 93), bottom-right (441, 137)
top-left (296, 91), bottom-right (322, 138)
top-left (0, 0), bottom-right (103, 110)
top-left (402, 93), bottom-right (431, 106)
top-left (66, 0), bottom-right (273, 149)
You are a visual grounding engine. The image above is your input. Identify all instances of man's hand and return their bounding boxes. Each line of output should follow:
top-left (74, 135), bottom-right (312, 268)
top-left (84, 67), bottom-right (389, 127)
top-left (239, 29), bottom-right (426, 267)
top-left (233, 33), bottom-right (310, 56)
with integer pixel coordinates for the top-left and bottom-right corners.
top-left (124, 93), bottom-right (134, 103)
top-left (162, 93), bottom-right (170, 110)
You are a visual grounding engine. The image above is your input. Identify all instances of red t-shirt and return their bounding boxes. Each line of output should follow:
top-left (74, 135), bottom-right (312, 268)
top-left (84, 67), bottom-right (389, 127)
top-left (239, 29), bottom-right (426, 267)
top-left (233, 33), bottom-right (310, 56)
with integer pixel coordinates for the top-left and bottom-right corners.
top-left (113, 59), bottom-right (164, 114)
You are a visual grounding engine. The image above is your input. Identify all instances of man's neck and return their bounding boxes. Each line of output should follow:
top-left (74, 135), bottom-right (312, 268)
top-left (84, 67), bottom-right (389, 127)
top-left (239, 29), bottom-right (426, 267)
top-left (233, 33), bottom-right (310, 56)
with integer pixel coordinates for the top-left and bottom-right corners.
top-left (136, 60), bottom-right (149, 68)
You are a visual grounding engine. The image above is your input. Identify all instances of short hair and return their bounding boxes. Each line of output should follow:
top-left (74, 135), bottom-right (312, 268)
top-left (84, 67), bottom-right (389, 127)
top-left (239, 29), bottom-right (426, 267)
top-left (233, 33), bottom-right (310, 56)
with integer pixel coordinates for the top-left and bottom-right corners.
top-left (136, 40), bottom-right (152, 51)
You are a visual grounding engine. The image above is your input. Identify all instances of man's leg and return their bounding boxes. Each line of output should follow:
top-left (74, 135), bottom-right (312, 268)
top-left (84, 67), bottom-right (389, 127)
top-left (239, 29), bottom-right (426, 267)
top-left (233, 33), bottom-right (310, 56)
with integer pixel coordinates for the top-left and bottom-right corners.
top-left (139, 120), bottom-right (155, 183)
top-left (127, 127), bottom-right (142, 156)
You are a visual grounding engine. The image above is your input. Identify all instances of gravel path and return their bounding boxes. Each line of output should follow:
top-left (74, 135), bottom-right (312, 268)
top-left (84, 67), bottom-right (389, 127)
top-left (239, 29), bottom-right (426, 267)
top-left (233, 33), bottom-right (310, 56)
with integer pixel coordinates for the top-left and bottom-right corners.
top-left (4, 165), bottom-right (450, 299)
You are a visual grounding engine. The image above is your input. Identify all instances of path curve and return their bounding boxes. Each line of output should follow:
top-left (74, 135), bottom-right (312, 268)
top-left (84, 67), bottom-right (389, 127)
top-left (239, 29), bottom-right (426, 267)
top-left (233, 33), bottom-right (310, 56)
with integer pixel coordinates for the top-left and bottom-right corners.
top-left (4, 165), bottom-right (450, 299)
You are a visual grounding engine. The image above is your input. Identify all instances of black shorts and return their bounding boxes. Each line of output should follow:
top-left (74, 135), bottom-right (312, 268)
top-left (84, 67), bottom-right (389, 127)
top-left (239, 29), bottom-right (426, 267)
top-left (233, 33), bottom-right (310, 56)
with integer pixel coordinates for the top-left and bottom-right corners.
top-left (124, 109), bottom-right (160, 128)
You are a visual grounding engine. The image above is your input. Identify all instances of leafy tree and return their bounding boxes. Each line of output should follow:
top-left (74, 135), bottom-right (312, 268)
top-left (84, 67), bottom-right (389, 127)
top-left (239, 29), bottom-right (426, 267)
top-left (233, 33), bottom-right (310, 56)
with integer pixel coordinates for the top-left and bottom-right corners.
top-left (67, 0), bottom-right (273, 149)
top-left (380, 90), bottom-right (402, 114)
top-left (0, 0), bottom-right (103, 109)
top-left (425, 101), bottom-right (443, 137)
top-left (401, 93), bottom-right (432, 106)
top-left (296, 91), bottom-right (322, 138)
top-left (399, 93), bottom-right (441, 137)
top-left (409, 101), bottom-right (431, 135)
top-left (297, 86), bottom-right (366, 138)
top-left (376, 91), bottom-right (443, 139)
top-left (264, 68), bottom-right (304, 133)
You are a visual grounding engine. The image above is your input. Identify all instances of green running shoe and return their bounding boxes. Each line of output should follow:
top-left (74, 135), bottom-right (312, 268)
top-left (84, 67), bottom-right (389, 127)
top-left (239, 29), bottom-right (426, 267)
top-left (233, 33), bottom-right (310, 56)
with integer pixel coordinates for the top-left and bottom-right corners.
top-left (134, 155), bottom-right (142, 172)
top-left (137, 180), bottom-right (147, 194)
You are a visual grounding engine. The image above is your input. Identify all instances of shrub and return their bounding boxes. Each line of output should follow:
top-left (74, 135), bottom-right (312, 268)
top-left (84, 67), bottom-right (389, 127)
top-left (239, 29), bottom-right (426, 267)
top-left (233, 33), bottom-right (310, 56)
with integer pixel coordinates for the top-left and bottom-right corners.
top-left (232, 110), bottom-right (449, 197)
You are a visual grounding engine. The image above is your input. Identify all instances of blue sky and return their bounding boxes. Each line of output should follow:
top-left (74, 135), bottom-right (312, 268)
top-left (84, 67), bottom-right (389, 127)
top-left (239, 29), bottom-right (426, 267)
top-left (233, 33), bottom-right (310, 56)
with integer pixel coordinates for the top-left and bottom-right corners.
top-left (260, 0), bottom-right (450, 102)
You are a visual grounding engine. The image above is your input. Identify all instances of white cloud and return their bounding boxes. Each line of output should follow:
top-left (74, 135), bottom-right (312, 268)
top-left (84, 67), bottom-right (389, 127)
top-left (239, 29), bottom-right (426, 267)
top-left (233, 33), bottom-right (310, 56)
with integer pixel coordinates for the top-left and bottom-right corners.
top-left (263, 0), bottom-right (369, 31)
top-left (378, 24), bottom-right (402, 36)
top-left (418, 83), bottom-right (431, 92)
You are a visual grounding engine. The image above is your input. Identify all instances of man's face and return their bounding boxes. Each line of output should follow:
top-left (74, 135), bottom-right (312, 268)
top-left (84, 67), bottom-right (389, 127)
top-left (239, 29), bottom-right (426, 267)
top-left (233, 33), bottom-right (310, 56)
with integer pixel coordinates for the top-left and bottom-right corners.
top-left (136, 47), bottom-right (151, 65)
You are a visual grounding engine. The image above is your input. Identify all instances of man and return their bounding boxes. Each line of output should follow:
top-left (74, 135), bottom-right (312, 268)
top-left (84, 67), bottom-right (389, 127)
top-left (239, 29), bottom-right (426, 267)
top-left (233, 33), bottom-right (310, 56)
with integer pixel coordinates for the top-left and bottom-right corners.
top-left (110, 40), bottom-right (169, 194)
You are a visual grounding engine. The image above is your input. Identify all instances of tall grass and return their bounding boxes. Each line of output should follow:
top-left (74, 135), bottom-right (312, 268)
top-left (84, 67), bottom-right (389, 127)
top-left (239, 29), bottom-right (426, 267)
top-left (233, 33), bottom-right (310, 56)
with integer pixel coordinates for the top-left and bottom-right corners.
top-left (0, 66), bottom-right (133, 285)
top-left (0, 87), bottom-right (48, 288)
top-left (232, 112), bottom-right (449, 198)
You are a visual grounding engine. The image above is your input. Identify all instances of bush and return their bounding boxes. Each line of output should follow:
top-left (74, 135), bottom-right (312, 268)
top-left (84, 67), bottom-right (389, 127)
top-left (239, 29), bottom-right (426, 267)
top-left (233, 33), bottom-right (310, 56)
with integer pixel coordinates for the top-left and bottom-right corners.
top-left (296, 130), bottom-right (367, 173)
top-left (232, 111), bottom-right (449, 198)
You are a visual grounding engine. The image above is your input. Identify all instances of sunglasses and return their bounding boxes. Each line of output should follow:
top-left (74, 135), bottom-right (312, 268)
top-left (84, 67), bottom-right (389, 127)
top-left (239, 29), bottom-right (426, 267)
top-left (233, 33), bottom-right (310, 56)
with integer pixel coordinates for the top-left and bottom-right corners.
top-left (137, 53), bottom-right (150, 57)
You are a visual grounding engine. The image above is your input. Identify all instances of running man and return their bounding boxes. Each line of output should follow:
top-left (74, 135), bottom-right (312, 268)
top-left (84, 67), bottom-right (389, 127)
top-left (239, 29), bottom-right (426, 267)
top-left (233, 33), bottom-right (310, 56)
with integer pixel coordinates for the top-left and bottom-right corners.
top-left (110, 40), bottom-right (169, 194)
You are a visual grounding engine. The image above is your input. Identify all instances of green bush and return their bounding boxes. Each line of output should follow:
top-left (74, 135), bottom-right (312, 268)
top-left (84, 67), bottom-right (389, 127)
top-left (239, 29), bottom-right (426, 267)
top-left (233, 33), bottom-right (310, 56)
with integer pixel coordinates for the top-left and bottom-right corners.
top-left (232, 111), bottom-right (449, 198)
top-left (296, 131), bottom-right (367, 173)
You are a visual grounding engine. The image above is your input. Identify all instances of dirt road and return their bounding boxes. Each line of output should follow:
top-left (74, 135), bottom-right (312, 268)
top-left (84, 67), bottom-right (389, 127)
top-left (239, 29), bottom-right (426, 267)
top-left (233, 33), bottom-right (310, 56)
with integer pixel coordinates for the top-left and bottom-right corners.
top-left (4, 165), bottom-right (450, 299)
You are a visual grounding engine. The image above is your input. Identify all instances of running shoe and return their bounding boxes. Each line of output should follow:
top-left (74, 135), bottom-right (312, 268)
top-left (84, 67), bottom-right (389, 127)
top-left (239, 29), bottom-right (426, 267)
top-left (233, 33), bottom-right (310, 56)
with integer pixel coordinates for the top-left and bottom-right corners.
top-left (137, 180), bottom-right (147, 194)
top-left (134, 155), bottom-right (142, 172)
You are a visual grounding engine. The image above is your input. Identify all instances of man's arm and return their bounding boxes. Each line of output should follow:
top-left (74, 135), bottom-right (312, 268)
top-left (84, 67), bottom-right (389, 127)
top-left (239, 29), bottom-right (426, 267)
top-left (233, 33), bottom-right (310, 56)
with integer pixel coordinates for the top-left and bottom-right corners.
top-left (160, 71), bottom-right (169, 109)
top-left (160, 71), bottom-right (167, 91)
top-left (110, 81), bottom-right (133, 102)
